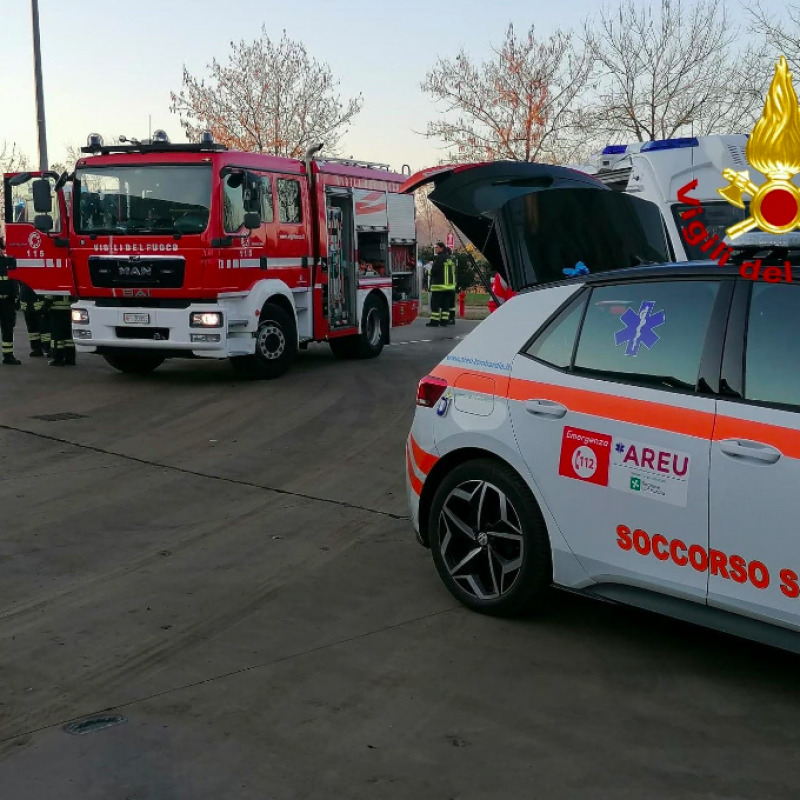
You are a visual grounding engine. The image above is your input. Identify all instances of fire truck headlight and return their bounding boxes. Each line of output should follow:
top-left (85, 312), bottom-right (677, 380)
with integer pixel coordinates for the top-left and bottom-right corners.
top-left (71, 308), bottom-right (90, 324)
top-left (190, 311), bottom-right (223, 328)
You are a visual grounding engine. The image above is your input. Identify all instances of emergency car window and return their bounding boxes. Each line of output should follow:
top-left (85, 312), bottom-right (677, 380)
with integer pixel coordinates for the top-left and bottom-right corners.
top-left (277, 179), bottom-right (303, 224)
top-left (525, 293), bottom-right (587, 368)
top-left (573, 281), bottom-right (720, 390)
top-left (9, 176), bottom-right (61, 232)
top-left (260, 176), bottom-right (274, 224)
top-left (744, 283), bottom-right (800, 409)
top-left (76, 166), bottom-right (211, 235)
top-left (671, 202), bottom-right (749, 260)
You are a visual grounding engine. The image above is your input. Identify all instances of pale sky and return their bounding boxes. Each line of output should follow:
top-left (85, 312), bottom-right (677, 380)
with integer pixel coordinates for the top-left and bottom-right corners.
top-left (0, 0), bottom-right (789, 173)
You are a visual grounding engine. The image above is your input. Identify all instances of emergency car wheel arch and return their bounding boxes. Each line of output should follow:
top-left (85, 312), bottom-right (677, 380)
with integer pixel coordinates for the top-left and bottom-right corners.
top-left (428, 458), bottom-right (553, 616)
top-left (103, 350), bottom-right (166, 374)
top-left (231, 301), bottom-right (298, 380)
top-left (329, 291), bottom-right (388, 360)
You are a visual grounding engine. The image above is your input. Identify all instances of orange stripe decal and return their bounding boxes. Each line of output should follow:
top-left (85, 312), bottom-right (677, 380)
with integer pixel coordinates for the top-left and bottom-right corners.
top-left (430, 363), bottom-right (800, 458)
top-left (506, 378), bottom-right (715, 438)
top-left (407, 444), bottom-right (423, 496)
top-left (713, 413), bottom-right (800, 461)
top-left (409, 434), bottom-right (438, 475)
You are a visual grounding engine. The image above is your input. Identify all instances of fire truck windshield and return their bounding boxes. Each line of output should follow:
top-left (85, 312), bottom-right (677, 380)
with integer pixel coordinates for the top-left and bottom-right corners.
top-left (74, 165), bottom-right (212, 236)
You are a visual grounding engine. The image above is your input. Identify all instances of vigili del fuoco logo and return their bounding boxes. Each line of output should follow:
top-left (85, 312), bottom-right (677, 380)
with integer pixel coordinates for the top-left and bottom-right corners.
top-left (718, 56), bottom-right (800, 238)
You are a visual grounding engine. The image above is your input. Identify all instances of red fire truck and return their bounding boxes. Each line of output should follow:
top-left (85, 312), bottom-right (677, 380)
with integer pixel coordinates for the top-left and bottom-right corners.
top-left (2, 133), bottom-right (419, 377)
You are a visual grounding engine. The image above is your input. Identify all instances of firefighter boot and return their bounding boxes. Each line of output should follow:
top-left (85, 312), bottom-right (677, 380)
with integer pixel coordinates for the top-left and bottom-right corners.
top-left (63, 345), bottom-right (76, 366)
top-left (49, 345), bottom-right (65, 367)
top-left (30, 341), bottom-right (44, 357)
top-left (3, 353), bottom-right (21, 365)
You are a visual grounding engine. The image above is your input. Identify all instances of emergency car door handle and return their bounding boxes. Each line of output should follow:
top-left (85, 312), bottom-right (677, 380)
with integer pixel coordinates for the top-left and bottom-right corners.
top-left (718, 439), bottom-right (781, 464)
top-left (524, 399), bottom-right (568, 418)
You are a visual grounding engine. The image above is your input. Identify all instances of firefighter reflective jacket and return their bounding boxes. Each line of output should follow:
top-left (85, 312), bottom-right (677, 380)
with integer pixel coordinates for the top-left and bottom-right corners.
top-left (430, 248), bottom-right (455, 292)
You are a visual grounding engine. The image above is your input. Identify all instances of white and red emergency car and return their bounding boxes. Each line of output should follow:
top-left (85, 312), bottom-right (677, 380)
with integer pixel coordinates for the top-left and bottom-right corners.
top-left (2, 133), bottom-right (419, 377)
top-left (403, 160), bottom-right (800, 653)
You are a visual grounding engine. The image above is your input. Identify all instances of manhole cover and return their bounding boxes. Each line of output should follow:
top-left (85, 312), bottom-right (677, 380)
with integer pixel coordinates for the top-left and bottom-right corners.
top-left (31, 412), bottom-right (88, 422)
top-left (64, 715), bottom-right (128, 735)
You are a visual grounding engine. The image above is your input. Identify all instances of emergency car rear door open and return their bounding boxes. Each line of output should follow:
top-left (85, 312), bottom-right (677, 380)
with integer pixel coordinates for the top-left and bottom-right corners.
top-left (508, 277), bottom-right (731, 601)
top-left (708, 281), bottom-right (800, 631)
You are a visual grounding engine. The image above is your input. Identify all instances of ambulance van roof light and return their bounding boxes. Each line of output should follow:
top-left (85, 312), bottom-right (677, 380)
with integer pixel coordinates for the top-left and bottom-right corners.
top-left (640, 137), bottom-right (699, 152)
top-left (601, 144), bottom-right (627, 155)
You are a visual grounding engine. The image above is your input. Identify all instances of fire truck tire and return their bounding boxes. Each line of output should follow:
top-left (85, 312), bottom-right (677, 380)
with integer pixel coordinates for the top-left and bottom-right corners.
top-left (329, 293), bottom-right (387, 360)
top-left (231, 302), bottom-right (297, 379)
top-left (103, 351), bottom-right (166, 374)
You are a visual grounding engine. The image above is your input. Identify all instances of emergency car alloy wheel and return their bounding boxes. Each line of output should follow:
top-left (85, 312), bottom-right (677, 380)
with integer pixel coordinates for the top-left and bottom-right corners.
top-left (429, 459), bottom-right (552, 616)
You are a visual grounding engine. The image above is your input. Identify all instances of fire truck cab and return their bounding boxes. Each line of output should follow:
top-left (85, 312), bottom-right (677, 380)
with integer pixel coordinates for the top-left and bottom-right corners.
top-left (573, 134), bottom-right (762, 261)
top-left (2, 133), bottom-right (419, 377)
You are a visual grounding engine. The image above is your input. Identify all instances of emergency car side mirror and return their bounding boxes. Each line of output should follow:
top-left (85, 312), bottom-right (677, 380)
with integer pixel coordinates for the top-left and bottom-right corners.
top-left (32, 178), bottom-right (53, 214)
top-left (243, 211), bottom-right (261, 230)
top-left (33, 214), bottom-right (54, 233)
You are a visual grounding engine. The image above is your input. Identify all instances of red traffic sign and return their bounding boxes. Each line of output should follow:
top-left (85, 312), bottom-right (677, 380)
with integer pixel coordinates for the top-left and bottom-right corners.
top-left (446, 232), bottom-right (455, 249)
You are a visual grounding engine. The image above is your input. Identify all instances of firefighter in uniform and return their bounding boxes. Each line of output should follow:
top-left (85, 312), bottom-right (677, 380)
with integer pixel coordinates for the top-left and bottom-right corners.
top-left (19, 283), bottom-right (47, 357)
top-left (443, 252), bottom-right (457, 326)
top-left (47, 294), bottom-right (76, 366)
top-left (426, 241), bottom-right (454, 328)
top-left (0, 236), bottom-right (21, 365)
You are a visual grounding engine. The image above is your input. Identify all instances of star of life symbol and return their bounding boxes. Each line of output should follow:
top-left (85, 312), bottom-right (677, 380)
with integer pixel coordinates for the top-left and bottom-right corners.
top-left (614, 301), bottom-right (665, 356)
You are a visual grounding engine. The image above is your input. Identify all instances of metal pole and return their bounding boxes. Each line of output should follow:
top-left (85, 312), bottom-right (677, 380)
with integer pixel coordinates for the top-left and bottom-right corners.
top-left (31, 0), bottom-right (49, 171)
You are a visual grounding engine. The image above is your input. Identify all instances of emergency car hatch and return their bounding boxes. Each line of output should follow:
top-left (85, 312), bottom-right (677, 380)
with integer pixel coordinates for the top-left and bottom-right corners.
top-left (401, 161), bottom-right (671, 291)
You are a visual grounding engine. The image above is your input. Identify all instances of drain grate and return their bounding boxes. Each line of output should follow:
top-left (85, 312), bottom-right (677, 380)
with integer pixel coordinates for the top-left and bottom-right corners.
top-left (64, 715), bottom-right (128, 735)
top-left (31, 412), bottom-right (88, 422)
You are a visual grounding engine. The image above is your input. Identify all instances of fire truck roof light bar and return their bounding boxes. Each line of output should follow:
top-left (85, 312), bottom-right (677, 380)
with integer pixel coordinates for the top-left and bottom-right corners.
top-left (321, 157), bottom-right (392, 171)
top-left (80, 142), bottom-right (229, 155)
top-left (640, 137), bottom-right (699, 152)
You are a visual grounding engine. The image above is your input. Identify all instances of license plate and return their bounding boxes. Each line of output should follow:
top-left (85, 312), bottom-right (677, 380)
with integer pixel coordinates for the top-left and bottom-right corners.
top-left (123, 313), bottom-right (150, 324)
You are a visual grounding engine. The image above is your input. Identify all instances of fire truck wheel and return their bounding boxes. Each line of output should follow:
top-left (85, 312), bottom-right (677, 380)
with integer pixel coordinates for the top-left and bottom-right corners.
top-left (428, 459), bottom-right (552, 617)
top-left (103, 351), bottom-right (166, 374)
top-left (231, 302), bottom-right (297, 379)
top-left (330, 293), bottom-right (388, 360)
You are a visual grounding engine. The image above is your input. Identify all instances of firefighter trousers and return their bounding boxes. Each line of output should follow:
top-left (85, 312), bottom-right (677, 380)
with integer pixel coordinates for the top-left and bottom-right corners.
top-left (19, 285), bottom-right (47, 353)
top-left (429, 290), bottom-right (448, 324)
top-left (1, 296), bottom-right (17, 359)
top-left (48, 299), bottom-right (75, 365)
top-left (444, 290), bottom-right (456, 324)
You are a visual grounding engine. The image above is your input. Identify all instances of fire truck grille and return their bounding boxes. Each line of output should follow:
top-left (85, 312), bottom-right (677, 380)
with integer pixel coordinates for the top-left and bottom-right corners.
top-left (89, 257), bottom-right (185, 288)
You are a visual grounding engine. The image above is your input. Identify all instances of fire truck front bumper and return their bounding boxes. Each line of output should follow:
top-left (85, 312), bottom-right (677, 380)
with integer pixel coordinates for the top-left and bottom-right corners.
top-left (70, 302), bottom-right (256, 359)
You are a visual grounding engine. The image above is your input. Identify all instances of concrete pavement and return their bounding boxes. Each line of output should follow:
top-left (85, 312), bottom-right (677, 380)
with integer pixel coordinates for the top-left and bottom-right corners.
top-left (1, 318), bottom-right (799, 799)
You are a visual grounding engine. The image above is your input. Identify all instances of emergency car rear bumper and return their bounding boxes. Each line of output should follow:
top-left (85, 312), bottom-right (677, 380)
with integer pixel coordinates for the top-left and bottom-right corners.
top-left (71, 302), bottom-right (255, 359)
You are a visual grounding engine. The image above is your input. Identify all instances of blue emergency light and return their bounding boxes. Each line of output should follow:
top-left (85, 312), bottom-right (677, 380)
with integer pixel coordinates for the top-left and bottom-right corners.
top-left (640, 137), bottom-right (699, 152)
top-left (601, 144), bottom-right (628, 155)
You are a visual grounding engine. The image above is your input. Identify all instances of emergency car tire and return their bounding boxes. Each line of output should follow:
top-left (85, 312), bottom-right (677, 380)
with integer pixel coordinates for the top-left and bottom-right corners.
top-left (429, 459), bottom-right (552, 617)
top-left (103, 351), bottom-right (165, 374)
top-left (231, 302), bottom-right (297, 380)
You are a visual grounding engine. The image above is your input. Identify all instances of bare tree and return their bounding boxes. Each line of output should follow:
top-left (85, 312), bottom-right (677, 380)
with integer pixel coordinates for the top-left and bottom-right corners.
top-left (415, 186), bottom-right (451, 246)
top-left (422, 24), bottom-right (594, 164)
top-left (748, 3), bottom-right (800, 73)
top-left (0, 142), bottom-right (30, 232)
top-left (584, 0), bottom-right (769, 142)
top-left (170, 28), bottom-right (363, 158)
